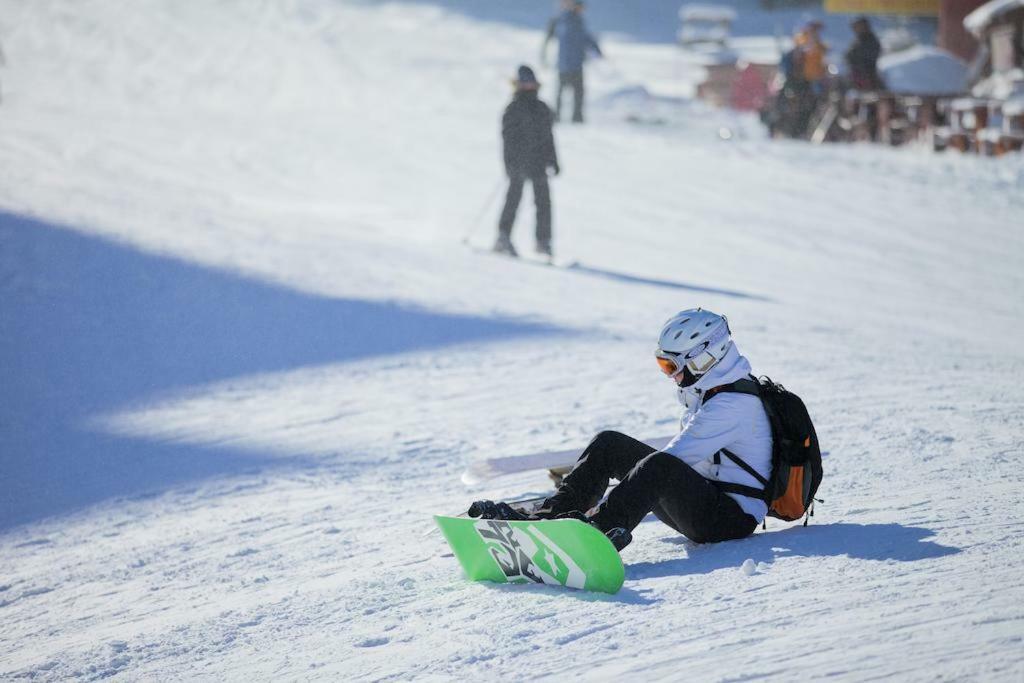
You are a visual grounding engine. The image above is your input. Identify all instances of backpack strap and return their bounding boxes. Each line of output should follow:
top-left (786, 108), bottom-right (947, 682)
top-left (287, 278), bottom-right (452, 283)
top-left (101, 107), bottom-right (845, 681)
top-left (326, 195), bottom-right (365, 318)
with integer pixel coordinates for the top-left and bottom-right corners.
top-left (706, 377), bottom-right (770, 501)
top-left (714, 480), bottom-right (767, 500)
top-left (717, 448), bottom-right (769, 487)
top-left (718, 376), bottom-right (798, 452)
top-left (711, 448), bottom-right (769, 500)
top-left (722, 376), bottom-right (761, 397)
top-left (702, 376), bottom-right (760, 403)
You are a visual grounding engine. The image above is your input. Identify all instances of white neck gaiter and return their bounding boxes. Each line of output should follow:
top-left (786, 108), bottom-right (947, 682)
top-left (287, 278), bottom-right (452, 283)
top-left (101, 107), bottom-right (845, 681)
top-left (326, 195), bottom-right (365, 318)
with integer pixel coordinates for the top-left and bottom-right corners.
top-left (675, 343), bottom-right (753, 425)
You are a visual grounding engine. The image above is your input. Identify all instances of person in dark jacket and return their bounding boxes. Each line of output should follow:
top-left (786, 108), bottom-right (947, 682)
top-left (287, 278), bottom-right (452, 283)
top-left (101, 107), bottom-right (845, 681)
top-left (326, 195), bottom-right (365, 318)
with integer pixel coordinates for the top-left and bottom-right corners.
top-left (543, 0), bottom-right (602, 123)
top-left (845, 16), bottom-right (883, 91)
top-left (495, 65), bottom-right (559, 258)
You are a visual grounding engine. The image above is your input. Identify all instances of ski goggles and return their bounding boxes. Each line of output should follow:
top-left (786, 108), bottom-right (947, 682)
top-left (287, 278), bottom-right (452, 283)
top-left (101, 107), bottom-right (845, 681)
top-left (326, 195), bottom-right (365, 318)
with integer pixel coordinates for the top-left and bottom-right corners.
top-left (655, 348), bottom-right (719, 378)
top-left (655, 324), bottom-right (731, 378)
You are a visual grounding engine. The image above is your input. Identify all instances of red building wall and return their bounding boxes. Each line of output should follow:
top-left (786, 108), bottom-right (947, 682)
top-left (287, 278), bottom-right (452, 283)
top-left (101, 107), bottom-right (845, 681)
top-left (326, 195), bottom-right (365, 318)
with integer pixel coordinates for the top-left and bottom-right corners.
top-left (939, 0), bottom-right (988, 60)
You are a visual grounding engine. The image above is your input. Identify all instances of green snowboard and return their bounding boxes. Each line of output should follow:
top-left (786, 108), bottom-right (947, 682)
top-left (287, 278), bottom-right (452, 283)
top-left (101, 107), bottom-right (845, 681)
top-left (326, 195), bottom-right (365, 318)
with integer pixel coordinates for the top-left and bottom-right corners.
top-left (434, 515), bottom-right (625, 594)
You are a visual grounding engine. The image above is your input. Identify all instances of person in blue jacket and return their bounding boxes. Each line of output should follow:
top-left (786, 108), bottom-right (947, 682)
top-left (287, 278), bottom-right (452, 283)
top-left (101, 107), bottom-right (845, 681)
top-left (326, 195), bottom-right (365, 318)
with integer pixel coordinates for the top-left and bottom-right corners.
top-left (542, 0), bottom-right (602, 123)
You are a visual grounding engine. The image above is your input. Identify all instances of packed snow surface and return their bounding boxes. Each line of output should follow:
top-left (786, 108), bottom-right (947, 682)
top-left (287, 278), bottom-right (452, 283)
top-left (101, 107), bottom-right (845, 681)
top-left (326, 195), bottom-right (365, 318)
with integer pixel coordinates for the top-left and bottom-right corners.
top-left (1, 1), bottom-right (1023, 681)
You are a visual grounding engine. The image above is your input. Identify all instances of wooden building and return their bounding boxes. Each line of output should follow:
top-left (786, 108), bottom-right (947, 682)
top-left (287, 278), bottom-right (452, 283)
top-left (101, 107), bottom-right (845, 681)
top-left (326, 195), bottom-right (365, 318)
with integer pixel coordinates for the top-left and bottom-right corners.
top-left (938, 1), bottom-right (989, 60)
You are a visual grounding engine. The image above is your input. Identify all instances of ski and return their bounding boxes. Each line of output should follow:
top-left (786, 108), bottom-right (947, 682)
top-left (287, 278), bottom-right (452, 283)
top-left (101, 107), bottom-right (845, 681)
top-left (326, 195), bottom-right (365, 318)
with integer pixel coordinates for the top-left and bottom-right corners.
top-left (461, 435), bottom-right (673, 485)
top-left (466, 243), bottom-right (578, 269)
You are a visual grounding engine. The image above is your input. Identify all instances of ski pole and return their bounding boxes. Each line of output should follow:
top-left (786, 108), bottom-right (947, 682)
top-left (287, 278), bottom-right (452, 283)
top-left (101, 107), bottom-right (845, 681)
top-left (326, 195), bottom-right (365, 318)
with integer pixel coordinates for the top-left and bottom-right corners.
top-left (461, 176), bottom-right (505, 245)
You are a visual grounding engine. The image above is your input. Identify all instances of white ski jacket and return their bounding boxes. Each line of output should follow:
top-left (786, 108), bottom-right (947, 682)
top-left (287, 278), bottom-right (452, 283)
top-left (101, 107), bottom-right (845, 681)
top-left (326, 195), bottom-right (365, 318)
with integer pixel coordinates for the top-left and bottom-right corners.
top-left (664, 344), bottom-right (772, 521)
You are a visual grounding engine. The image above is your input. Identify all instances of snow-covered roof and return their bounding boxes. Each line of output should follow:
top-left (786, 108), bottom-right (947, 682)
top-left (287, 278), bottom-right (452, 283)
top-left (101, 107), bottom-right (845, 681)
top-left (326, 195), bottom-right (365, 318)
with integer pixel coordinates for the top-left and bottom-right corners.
top-left (951, 97), bottom-right (984, 111)
top-left (964, 0), bottom-right (1024, 37)
top-left (977, 127), bottom-right (1003, 142)
top-left (1003, 95), bottom-right (1024, 115)
top-left (679, 4), bottom-right (737, 24)
top-left (878, 45), bottom-right (968, 96)
top-left (679, 24), bottom-right (731, 45)
top-left (971, 67), bottom-right (1024, 99)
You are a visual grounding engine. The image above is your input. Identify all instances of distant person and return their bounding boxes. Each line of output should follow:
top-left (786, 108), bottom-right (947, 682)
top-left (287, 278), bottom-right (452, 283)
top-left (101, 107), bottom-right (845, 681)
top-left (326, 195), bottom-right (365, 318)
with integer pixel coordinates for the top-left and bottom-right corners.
top-left (494, 65), bottom-right (559, 258)
top-left (768, 29), bottom-right (815, 138)
top-left (797, 21), bottom-right (829, 94)
top-left (779, 41), bottom-right (805, 89)
top-left (777, 21), bottom-right (828, 137)
top-left (542, 0), bottom-right (602, 123)
top-left (845, 16), bottom-right (883, 91)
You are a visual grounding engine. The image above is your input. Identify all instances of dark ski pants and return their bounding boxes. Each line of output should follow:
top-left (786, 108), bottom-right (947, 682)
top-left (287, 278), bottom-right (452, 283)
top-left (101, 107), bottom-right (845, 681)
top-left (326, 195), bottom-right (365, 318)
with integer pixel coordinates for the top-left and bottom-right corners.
top-left (557, 69), bottom-right (585, 123)
top-left (498, 172), bottom-right (551, 248)
top-left (551, 431), bottom-right (757, 543)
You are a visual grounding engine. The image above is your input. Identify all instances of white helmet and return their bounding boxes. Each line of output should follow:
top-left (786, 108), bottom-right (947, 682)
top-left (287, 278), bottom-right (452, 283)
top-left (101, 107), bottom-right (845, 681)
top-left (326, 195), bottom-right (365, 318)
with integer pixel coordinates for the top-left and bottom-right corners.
top-left (655, 308), bottom-right (732, 386)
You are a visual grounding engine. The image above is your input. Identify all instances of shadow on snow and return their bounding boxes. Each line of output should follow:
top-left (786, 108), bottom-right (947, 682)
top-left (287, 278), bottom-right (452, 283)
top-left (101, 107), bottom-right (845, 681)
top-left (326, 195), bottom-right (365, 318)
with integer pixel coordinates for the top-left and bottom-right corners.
top-left (480, 576), bottom-right (659, 606)
top-left (627, 522), bottom-right (960, 580)
top-left (566, 262), bottom-right (770, 301)
top-left (0, 212), bottom-right (565, 530)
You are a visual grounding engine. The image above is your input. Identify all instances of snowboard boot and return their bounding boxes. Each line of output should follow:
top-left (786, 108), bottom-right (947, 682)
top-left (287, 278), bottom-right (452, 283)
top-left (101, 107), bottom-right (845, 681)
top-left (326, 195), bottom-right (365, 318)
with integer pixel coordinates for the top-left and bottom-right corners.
top-left (493, 235), bottom-right (518, 257)
top-left (535, 241), bottom-right (552, 258)
top-left (603, 527), bottom-right (632, 552)
top-left (586, 505), bottom-right (632, 551)
top-left (551, 510), bottom-right (630, 551)
top-left (531, 484), bottom-right (585, 520)
top-left (467, 500), bottom-right (531, 521)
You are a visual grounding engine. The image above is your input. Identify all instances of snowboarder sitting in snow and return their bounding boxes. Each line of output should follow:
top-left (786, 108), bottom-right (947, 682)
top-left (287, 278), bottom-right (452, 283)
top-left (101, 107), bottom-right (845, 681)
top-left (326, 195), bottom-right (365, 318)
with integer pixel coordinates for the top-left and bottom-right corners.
top-left (494, 65), bottom-right (559, 258)
top-left (470, 308), bottom-right (771, 551)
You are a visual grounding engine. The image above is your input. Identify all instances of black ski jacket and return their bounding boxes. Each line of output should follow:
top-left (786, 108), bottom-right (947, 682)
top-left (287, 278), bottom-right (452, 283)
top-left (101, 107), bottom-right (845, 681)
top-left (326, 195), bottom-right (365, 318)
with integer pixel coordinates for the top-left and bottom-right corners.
top-left (502, 91), bottom-right (558, 178)
top-left (845, 31), bottom-right (882, 90)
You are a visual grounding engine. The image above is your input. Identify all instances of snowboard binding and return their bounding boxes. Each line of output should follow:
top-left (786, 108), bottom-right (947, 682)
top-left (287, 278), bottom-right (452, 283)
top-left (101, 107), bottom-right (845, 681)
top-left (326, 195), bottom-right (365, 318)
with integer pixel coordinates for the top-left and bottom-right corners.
top-left (467, 500), bottom-right (632, 551)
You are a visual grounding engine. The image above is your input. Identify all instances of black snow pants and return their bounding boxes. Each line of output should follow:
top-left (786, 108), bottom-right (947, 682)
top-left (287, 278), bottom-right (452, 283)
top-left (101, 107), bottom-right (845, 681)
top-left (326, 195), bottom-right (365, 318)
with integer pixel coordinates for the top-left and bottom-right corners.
top-left (557, 69), bottom-right (585, 123)
top-left (546, 430), bottom-right (758, 543)
top-left (498, 172), bottom-right (551, 248)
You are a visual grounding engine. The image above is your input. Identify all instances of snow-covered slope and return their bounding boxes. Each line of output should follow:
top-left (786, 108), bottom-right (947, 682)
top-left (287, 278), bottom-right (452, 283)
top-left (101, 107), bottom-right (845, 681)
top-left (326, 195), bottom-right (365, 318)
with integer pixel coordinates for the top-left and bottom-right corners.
top-left (1, 1), bottom-right (1022, 680)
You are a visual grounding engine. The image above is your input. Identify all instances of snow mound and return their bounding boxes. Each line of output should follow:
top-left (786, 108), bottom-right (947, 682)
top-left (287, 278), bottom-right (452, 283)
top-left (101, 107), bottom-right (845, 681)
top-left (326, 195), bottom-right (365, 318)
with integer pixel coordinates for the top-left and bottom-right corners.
top-left (1003, 94), bottom-right (1024, 116)
top-left (964, 0), bottom-right (1024, 36)
top-left (879, 46), bottom-right (968, 96)
top-left (679, 4), bottom-right (737, 23)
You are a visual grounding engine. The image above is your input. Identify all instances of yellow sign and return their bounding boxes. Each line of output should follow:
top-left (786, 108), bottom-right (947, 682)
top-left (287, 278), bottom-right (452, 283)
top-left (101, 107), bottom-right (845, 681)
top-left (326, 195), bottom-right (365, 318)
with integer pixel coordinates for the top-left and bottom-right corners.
top-left (824, 0), bottom-right (940, 15)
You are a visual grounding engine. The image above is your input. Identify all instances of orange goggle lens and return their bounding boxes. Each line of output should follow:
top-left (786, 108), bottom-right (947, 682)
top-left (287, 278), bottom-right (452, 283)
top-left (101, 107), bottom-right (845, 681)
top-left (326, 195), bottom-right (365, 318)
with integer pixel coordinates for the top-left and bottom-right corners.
top-left (656, 355), bottom-right (680, 376)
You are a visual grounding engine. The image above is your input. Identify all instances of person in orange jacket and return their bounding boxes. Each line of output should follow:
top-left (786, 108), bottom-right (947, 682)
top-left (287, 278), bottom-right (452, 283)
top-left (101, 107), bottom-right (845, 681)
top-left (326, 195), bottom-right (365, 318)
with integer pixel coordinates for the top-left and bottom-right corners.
top-left (797, 21), bottom-right (829, 93)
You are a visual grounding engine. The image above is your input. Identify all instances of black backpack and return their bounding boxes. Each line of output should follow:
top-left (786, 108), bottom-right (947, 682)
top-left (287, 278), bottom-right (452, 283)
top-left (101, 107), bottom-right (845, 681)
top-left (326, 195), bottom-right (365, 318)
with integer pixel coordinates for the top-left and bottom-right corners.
top-left (712, 376), bottom-right (823, 524)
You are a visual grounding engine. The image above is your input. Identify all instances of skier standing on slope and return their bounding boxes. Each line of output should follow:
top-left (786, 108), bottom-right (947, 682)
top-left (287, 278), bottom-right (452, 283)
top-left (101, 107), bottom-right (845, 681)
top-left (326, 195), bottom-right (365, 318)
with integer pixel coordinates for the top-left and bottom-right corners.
top-left (542, 0), bottom-right (602, 124)
top-left (494, 65), bottom-right (559, 258)
top-left (471, 308), bottom-right (772, 551)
